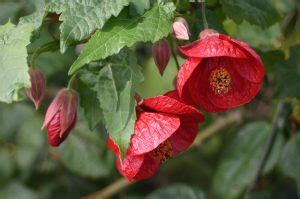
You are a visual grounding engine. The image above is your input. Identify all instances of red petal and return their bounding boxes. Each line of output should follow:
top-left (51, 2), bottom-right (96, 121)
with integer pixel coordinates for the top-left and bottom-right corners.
top-left (107, 138), bottom-right (144, 181)
top-left (169, 119), bottom-right (199, 156)
top-left (129, 112), bottom-right (180, 155)
top-left (42, 89), bottom-right (66, 128)
top-left (142, 91), bottom-right (204, 122)
top-left (188, 59), bottom-right (228, 112)
top-left (228, 38), bottom-right (265, 83)
top-left (207, 58), bottom-right (261, 109)
top-left (177, 57), bottom-right (201, 104)
top-left (179, 34), bottom-right (248, 58)
top-left (60, 89), bottom-right (79, 137)
top-left (133, 153), bottom-right (162, 180)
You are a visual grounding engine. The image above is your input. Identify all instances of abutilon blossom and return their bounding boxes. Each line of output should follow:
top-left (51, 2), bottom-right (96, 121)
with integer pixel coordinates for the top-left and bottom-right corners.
top-left (42, 88), bottom-right (79, 147)
top-left (108, 91), bottom-right (204, 181)
top-left (177, 29), bottom-right (265, 112)
top-left (152, 39), bottom-right (171, 76)
top-left (172, 17), bottom-right (190, 40)
top-left (26, 68), bottom-right (46, 109)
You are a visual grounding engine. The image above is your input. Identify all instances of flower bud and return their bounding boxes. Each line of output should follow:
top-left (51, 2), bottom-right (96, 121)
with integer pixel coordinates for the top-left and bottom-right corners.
top-left (26, 68), bottom-right (46, 109)
top-left (152, 39), bottom-right (170, 76)
top-left (172, 17), bottom-right (190, 40)
top-left (42, 88), bottom-right (79, 147)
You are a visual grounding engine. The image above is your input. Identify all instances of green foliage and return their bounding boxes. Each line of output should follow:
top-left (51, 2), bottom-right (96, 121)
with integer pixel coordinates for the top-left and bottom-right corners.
top-left (69, 2), bottom-right (175, 74)
top-left (54, 125), bottom-right (113, 178)
top-left (280, 134), bottom-right (300, 194)
top-left (78, 49), bottom-right (143, 157)
top-left (274, 45), bottom-right (300, 98)
top-left (212, 122), bottom-right (283, 199)
top-left (146, 184), bottom-right (206, 199)
top-left (0, 182), bottom-right (38, 199)
top-left (0, 22), bottom-right (32, 103)
top-left (222, 0), bottom-right (281, 28)
top-left (130, 0), bottom-right (151, 14)
top-left (47, 0), bottom-right (130, 53)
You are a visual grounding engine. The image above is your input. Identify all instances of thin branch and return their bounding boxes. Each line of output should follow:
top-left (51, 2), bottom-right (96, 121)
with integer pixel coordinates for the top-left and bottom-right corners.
top-left (245, 101), bottom-right (285, 196)
top-left (169, 38), bottom-right (180, 71)
top-left (199, 0), bottom-right (208, 29)
top-left (82, 110), bottom-right (243, 199)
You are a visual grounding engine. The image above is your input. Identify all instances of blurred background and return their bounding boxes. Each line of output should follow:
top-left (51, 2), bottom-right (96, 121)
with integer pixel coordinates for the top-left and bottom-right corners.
top-left (0, 0), bottom-right (300, 198)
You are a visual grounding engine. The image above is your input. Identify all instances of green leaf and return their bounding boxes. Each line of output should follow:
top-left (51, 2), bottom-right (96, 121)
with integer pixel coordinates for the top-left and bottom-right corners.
top-left (279, 134), bottom-right (300, 195)
top-left (0, 22), bottom-right (32, 103)
top-left (130, 0), bottom-right (151, 14)
top-left (69, 2), bottom-right (175, 74)
top-left (93, 50), bottom-right (143, 157)
top-left (146, 183), bottom-right (206, 199)
top-left (212, 122), bottom-right (283, 199)
top-left (222, 0), bottom-right (281, 28)
top-left (273, 45), bottom-right (300, 98)
top-left (0, 2), bottom-right (22, 24)
top-left (46, 0), bottom-right (130, 53)
top-left (55, 125), bottom-right (113, 178)
top-left (0, 148), bottom-right (14, 182)
top-left (19, 0), bottom-right (46, 31)
top-left (77, 78), bottom-right (103, 129)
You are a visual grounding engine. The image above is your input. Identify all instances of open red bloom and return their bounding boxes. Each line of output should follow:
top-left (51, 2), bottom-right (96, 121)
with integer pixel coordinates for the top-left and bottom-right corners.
top-left (42, 88), bottom-right (79, 147)
top-left (108, 91), bottom-right (204, 181)
top-left (177, 29), bottom-right (265, 112)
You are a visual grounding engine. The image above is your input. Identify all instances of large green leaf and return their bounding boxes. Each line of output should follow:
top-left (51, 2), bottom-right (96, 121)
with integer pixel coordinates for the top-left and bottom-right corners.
top-left (0, 22), bottom-right (32, 103)
top-left (0, 182), bottom-right (38, 199)
top-left (69, 2), bottom-right (175, 74)
top-left (222, 0), bottom-right (280, 28)
top-left (279, 134), bottom-right (300, 195)
top-left (93, 50), bottom-right (143, 157)
top-left (55, 125), bottom-right (113, 178)
top-left (47, 0), bottom-right (130, 53)
top-left (273, 45), bottom-right (300, 98)
top-left (146, 184), bottom-right (206, 199)
top-left (212, 122), bottom-right (283, 199)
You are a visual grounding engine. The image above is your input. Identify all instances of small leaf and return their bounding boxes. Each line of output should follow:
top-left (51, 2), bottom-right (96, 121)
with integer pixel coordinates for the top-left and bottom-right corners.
top-left (0, 22), bottom-right (33, 103)
top-left (146, 183), bottom-right (206, 199)
top-left (212, 122), bottom-right (283, 199)
top-left (69, 2), bottom-right (175, 74)
top-left (222, 0), bottom-right (281, 28)
top-left (46, 0), bottom-right (130, 53)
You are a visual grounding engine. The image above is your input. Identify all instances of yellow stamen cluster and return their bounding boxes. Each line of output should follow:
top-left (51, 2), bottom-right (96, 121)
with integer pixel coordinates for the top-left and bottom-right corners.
top-left (209, 68), bottom-right (231, 95)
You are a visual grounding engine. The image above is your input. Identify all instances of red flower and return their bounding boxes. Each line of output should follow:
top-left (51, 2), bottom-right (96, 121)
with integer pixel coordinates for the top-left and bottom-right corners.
top-left (177, 29), bottom-right (265, 112)
top-left (152, 39), bottom-right (171, 76)
top-left (26, 68), bottom-right (46, 109)
top-left (108, 91), bottom-right (204, 181)
top-left (42, 88), bottom-right (79, 147)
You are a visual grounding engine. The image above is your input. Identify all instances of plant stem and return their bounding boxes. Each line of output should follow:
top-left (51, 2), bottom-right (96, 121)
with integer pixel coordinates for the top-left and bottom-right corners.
top-left (67, 75), bottom-right (77, 90)
top-left (199, 0), bottom-right (208, 29)
top-left (83, 110), bottom-right (243, 199)
top-left (245, 101), bottom-right (285, 196)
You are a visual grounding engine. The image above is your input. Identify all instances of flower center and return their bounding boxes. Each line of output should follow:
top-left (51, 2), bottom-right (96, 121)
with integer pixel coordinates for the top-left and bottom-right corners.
top-left (209, 67), bottom-right (231, 95)
top-left (150, 140), bottom-right (173, 162)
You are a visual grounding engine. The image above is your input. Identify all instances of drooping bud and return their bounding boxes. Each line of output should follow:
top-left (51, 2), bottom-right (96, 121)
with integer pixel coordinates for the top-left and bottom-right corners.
top-left (26, 68), bottom-right (46, 109)
top-left (172, 17), bottom-right (190, 40)
top-left (152, 39), bottom-right (170, 76)
top-left (42, 88), bottom-right (79, 147)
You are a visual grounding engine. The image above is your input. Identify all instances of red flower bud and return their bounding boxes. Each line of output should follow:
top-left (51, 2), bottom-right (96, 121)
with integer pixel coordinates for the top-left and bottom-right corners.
top-left (42, 88), bottom-right (79, 147)
top-left (177, 29), bottom-right (265, 112)
top-left (152, 39), bottom-right (170, 76)
top-left (172, 17), bottom-right (190, 40)
top-left (26, 68), bottom-right (46, 109)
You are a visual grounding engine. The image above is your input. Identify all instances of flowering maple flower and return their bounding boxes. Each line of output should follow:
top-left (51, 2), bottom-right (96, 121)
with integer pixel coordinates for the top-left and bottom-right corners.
top-left (152, 39), bottom-right (171, 76)
top-left (42, 88), bottom-right (79, 147)
top-left (26, 68), bottom-right (46, 109)
top-left (108, 91), bottom-right (204, 181)
top-left (177, 29), bottom-right (265, 112)
top-left (172, 17), bottom-right (190, 40)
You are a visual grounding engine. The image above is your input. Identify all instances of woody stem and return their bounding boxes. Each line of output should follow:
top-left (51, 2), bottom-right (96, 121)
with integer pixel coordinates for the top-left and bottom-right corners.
top-left (199, 0), bottom-right (208, 29)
